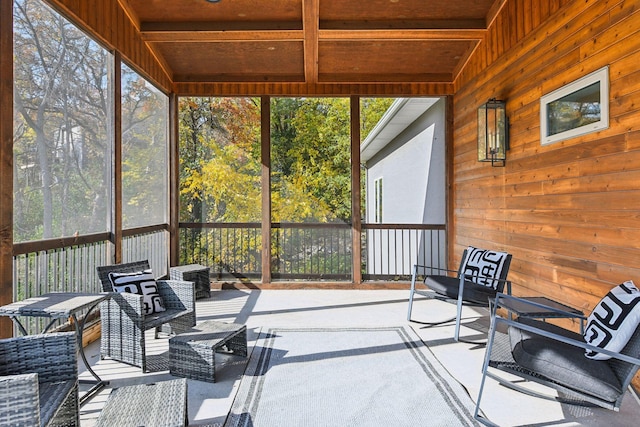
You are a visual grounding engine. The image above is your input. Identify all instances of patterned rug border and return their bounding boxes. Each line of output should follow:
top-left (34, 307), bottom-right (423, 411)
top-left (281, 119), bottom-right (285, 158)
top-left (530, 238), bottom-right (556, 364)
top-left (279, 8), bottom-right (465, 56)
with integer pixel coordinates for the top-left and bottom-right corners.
top-left (225, 326), bottom-right (479, 427)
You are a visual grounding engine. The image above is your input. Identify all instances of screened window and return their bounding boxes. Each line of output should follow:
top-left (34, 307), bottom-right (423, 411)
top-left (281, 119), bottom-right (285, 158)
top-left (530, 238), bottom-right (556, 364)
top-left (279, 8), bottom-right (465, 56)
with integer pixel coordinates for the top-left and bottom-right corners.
top-left (121, 64), bottom-right (169, 228)
top-left (178, 97), bottom-right (261, 223)
top-left (177, 97), bottom-right (262, 273)
top-left (271, 97), bottom-right (351, 224)
top-left (13, 0), bottom-right (112, 242)
top-left (270, 97), bottom-right (352, 280)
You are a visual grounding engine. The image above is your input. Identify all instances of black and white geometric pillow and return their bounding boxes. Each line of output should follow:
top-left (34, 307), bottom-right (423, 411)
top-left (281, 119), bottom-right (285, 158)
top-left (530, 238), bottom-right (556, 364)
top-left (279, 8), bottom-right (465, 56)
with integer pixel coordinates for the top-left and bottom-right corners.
top-left (583, 280), bottom-right (640, 360)
top-left (460, 246), bottom-right (509, 290)
top-left (108, 269), bottom-right (166, 315)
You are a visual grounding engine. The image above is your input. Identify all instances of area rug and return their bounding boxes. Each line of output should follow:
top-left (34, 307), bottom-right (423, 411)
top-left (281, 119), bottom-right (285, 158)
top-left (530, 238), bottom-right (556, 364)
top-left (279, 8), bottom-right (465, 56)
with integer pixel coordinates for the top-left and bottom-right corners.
top-left (224, 326), bottom-right (479, 426)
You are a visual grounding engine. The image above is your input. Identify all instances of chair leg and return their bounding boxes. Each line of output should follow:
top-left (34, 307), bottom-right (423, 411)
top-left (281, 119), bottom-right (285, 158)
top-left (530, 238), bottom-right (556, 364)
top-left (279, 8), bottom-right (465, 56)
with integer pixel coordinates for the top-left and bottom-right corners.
top-left (474, 369), bottom-right (498, 426)
top-left (454, 275), bottom-right (465, 341)
top-left (474, 313), bottom-right (499, 427)
top-left (407, 264), bottom-right (418, 321)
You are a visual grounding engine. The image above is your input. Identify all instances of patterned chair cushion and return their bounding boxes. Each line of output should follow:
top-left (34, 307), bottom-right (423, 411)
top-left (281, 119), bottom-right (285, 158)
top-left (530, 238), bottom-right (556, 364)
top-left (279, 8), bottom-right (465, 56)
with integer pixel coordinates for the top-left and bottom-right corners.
top-left (583, 280), bottom-right (640, 360)
top-left (509, 318), bottom-right (623, 403)
top-left (460, 246), bottom-right (509, 290)
top-left (108, 269), bottom-right (166, 315)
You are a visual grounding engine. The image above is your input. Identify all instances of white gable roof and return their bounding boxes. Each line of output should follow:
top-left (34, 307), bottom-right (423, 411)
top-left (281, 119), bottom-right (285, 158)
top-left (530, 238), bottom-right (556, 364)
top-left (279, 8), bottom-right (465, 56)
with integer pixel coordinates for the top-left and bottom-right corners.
top-left (360, 97), bottom-right (439, 163)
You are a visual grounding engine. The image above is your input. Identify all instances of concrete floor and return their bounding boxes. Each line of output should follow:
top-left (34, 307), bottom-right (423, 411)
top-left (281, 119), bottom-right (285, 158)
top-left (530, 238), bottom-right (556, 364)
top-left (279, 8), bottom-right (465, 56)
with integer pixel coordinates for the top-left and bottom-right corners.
top-left (78, 289), bottom-right (640, 426)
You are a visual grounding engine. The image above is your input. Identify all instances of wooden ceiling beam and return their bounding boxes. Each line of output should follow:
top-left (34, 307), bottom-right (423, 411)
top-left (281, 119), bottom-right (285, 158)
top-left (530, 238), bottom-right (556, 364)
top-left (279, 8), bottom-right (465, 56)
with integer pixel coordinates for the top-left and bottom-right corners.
top-left (173, 73), bottom-right (305, 83)
top-left (320, 29), bottom-right (486, 41)
top-left (303, 0), bottom-right (319, 84)
top-left (117, 0), bottom-right (141, 30)
top-left (318, 73), bottom-right (453, 83)
top-left (143, 28), bottom-right (485, 43)
top-left (172, 81), bottom-right (455, 97)
top-left (320, 19), bottom-right (486, 30)
top-left (143, 30), bottom-right (303, 42)
top-left (141, 21), bottom-right (302, 32)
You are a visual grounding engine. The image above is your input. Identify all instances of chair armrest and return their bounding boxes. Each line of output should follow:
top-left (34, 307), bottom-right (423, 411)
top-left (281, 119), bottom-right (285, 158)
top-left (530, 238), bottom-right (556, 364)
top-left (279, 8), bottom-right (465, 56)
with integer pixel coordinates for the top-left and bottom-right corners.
top-left (495, 315), bottom-right (640, 366)
top-left (0, 373), bottom-right (41, 424)
top-left (105, 291), bottom-right (146, 317)
top-left (157, 280), bottom-right (195, 312)
top-left (413, 264), bottom-right (458, 276)
top-left (461, 274), bottom-right (512, 294)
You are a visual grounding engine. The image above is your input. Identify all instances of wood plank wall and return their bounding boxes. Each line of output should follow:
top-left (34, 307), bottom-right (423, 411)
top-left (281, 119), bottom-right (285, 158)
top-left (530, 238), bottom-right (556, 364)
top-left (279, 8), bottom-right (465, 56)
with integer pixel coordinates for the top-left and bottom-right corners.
top-left (46, 0), bottom-right (172, 92)
top-left (453, 0), bottom-right (640, 322)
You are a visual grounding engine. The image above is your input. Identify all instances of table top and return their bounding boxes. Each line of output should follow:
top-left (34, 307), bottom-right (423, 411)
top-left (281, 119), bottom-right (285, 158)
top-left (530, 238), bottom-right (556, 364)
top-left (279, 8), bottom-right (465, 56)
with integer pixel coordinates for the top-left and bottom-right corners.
top-left (170, 263), bottom-right (209, 272)
top-left (497, 295), bottom-right (585, 319)
top-left (170, 320), bottom-right (246, 347)
top-left (0, 292), bottom-right (110, 319)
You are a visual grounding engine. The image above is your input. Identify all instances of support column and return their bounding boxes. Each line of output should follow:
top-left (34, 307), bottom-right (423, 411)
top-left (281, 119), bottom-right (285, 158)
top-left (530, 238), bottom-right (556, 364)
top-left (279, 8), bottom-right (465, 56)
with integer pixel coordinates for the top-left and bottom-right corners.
top-left (261, 96), bottom-right (271, 284)
top-left (169, 93), bottom-right (179, 267)
top-left (445, 95), bottom-right (453, 268)
top-left (112, 52), bottom-right (122, 263)
top-left (351, 96), bottom-right (362, 284)
top-left (0, 0), bottom-right (13, 337)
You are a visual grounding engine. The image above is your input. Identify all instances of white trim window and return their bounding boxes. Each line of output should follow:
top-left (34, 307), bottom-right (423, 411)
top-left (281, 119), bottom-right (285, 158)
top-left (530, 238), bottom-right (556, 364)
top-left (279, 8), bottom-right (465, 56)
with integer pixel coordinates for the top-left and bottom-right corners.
top-left (540, 66), bottom-right (609, 145)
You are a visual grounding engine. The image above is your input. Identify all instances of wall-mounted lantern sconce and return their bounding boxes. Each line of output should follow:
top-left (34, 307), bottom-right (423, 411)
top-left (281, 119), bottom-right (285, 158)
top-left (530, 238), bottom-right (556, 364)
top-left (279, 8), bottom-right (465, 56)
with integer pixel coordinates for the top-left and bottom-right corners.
top-left (478, 98), bottom-right (509, 167)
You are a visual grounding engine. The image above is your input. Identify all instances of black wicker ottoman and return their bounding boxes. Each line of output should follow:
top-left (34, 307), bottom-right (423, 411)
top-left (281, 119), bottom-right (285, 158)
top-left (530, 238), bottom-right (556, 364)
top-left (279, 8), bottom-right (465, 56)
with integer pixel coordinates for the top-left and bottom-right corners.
top-left (95, 378), bottom-right (187, 426)
top-left (170, 264), bottom-right (211, 299)
top-left (169, 320), bottom-right (247, 383)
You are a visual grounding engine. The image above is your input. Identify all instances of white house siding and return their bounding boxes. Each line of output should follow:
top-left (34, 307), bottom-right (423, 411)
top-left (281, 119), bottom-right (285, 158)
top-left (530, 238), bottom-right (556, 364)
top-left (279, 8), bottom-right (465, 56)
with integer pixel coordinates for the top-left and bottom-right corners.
top-left (364, 98), bottom-right (446, 276)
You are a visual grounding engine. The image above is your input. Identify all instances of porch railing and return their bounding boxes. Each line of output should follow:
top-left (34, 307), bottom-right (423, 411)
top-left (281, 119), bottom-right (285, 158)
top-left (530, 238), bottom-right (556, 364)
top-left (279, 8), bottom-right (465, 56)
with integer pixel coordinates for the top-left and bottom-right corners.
top-left (362, 224), bottom-right (447, 281)
top-left (11, 226), bottom-right (167, 335)
top-left (9, 222), bottom-right (445, 332)
top-left (122, 225), bottom-right (169, 278)
top-left (180, 223), bottom-right (263, 280)
top-left (272, 223), bottom-right (352, 280)
top-left (179, 222), bottom-right (446, 282)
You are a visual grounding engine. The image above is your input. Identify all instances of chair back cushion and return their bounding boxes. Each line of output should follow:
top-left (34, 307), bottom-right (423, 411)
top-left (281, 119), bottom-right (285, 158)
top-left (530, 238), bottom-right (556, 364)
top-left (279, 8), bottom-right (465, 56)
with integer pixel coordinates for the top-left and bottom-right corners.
top-left (460, 246), bottom-right (510, 290)
top-left (108, 268), bottom-right (166, 315)
top-left (584, 280), bottom-right (640, 360)
top-left (97, 260), bottom-right (151, 292)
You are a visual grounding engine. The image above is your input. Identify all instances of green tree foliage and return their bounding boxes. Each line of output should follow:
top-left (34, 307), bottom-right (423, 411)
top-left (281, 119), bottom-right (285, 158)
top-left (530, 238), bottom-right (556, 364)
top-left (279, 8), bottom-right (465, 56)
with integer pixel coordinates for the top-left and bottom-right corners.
top-left (179, 96), bottom-right (395, 225)
top-left (361, 98), bottom-right (395, 141)
top-left (179, 98), bottom-right (261, 223)
top-left (272, 98), bottom-right (351, 223)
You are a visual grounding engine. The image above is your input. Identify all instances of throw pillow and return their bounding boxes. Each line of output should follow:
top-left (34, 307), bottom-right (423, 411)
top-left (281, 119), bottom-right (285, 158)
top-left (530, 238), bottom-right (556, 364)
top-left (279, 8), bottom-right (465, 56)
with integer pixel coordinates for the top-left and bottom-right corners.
top-left (460, 246), bottom-right (509, 290)
top-left (108, 269), bottom-right (166, 315)
top-left (584, 280), bottom-right (640, 360)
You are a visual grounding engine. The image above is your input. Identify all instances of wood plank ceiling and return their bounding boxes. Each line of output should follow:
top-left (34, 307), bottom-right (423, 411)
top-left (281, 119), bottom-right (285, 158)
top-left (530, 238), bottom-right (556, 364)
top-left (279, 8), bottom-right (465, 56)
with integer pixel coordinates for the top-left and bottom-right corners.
top-left (121, 0), bottom-right (503, 85)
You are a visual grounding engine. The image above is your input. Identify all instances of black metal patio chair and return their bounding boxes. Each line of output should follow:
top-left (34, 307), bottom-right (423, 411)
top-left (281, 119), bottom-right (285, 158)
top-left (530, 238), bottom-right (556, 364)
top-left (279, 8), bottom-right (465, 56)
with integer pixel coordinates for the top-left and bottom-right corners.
top-left (407, 246), bottom-right (512, 341)
top-left (475, 293), bottom-right (640, 426)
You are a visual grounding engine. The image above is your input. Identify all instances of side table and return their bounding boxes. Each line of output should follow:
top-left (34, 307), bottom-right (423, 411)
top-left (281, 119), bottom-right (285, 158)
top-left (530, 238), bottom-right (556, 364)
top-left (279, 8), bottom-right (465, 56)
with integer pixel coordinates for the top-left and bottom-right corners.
top-left (494, 294), bottom-right (586, 333)
top-left (170, 264), bottom-right (211, 299)
top-left (169, 320), bottom-right (247, 383)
